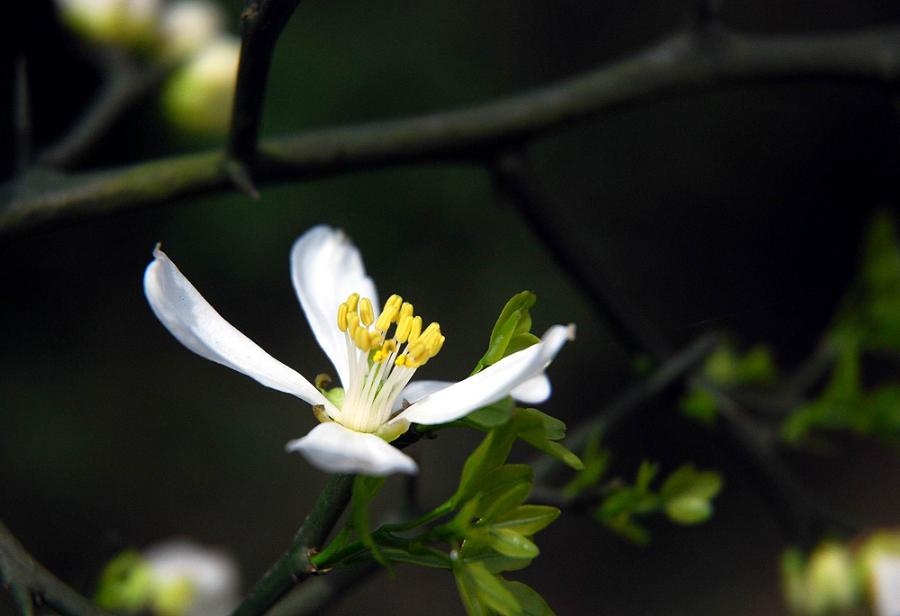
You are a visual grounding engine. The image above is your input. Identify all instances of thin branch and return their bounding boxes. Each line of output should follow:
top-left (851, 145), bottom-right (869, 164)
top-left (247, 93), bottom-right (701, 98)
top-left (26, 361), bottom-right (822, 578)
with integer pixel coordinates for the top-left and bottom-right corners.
top-left (4, 24), bottom-right (900, 235)
top-left (532, 333), bottom-right (720, 482)
top-left (37, 51), bottom-right (167, 170)
top-left (14, 58), bottom-right (32, 173)
top-left (0, 521), bottom-right (110, 616)
top-left (231, 474), bottom-right (354, 616)
top-left (226, 0), bottom-right (304, 192)
top-left (489, 150), bottom-right (671, 358)
top-left (266, 562), bottom-right (380, 616)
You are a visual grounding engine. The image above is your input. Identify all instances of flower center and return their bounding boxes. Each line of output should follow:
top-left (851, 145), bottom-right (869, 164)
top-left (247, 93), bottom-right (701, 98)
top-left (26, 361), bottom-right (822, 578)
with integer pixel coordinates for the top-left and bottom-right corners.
top-left (334, 292), bottom-right (444, 432)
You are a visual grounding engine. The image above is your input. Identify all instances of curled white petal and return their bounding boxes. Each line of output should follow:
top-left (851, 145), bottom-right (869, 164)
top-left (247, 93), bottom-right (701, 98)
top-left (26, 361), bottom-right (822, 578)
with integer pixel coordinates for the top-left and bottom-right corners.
top-left (290, 226), bottom-right (379, 389)
top-left (396, 324), bottom-right (574, 425)
top-left (510, 373), bottom-right (552, 404)
top-left (144, 246), bottom-right (327, 407)
top-left (393, 373), bottom-right (552, 413)
top-left (286, 422), bottom-right (417, 476)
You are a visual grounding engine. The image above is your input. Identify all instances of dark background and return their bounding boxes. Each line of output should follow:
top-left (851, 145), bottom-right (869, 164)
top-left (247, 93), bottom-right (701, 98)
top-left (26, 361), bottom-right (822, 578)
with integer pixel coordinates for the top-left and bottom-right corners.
top-left (4, 1), bottom-right (900, 614)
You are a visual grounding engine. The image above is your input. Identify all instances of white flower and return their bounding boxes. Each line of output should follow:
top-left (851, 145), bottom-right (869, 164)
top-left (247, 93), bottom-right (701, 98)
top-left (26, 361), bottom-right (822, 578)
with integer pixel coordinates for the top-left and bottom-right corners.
top-left (56, 0), bottom-right (162, 48)
top-left (144, 226), bottom-right (574, 476)
top-left (160, 0), bottom-right (225, 62)
top-left (142, 540), bottom-right (239, 616)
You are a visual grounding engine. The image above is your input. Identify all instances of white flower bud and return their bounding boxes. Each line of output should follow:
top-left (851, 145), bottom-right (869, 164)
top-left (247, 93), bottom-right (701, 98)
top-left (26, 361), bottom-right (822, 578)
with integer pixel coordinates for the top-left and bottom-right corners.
top-left (56, 0), bottom-right (162, 50)
top-left (143, 540), bottom-right (240, 616)
top-left (161, 36), bottom-right (240, 135)
top-left (160, 1), bottom-right (225, 62)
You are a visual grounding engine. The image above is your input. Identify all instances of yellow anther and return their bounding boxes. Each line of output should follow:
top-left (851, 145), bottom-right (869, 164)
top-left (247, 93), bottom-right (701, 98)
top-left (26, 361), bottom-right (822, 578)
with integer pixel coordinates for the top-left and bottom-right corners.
top-left (337, 302), bottom-right (349, 332)
top-left (345, 293), bottom-right (359, 312)
top-left (394, 354), bottom-right (407, 367)
top-left (385, 294), bottom-right (403, 310)
top-left (369, 331), bottom-right (383, 347)
top-left (375, 307), bottom-right (397, 332)
top-left (359, 297), bottom-right (374, 326)
top-left (382, 339), bottom-right (397, 355)
top-left (408, 316), bottom-right (423, 344)
top-left (400, 302), bottom-right (414, 321)
top-left (346, 311), bottom-right (360, 333)
top-left (431, 334), bottom-right (446, 357)
top-left (395, 315), bottom-right (413, 343)
top-left (420, 322), bottom-right (441, 342)
top-left (353, 326), bottom-right (371, 351)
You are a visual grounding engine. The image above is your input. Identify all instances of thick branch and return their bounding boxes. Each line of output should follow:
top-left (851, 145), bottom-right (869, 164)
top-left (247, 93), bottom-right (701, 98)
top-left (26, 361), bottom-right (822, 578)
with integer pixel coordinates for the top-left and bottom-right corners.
top-left (231, 474), bottom-right (354, 616)
top-left (0, 521), bottom-right (109, 616)
top-left (227, 0), bottom-right (303, 171)
top-left (4, 25), bottom-right (900, 235)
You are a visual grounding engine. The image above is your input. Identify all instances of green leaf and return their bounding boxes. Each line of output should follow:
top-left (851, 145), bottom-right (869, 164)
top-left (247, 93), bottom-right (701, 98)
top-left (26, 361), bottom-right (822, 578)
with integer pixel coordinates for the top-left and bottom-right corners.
top-left (519, 435), bottom-right (584, 471)
top-left (459, 562), bottom-right (522, 616)
top-left (460, 538), bottom-right (534, 574)
top-left (665, 496), bottom-right (713, 525)
top-left (506, 332), bottom-right (541, 355)
top-left (457, 398), bottom-right (515, 430)
top-left (515, 408), bottom-right (584, 470)
top-left (455, 564), bottom-right (489, 616)
top-left (94, 551), bottom-right (155, 612)
top-left (660, 464), bottom-right (723, 502)
top-left (490, 505), bottom-right (561, 536)
top-left (350, 476), bottom-right (388, 568)
top-left (376, 547), bottom-right (452, 569)
top-left (474, 292), bottom-right (537, 373)
top-left (501, 580), bottom-right (556, 616)
top-left (485, 528), bottom-right (540, 559)
top-left (472, 465), bottom-right (533, 520)
top-left (562, 429), bottom-right (609, 498)
top-left (679, 385), bottom-right (718, 424)
top-left (635, 461), bottom-right (659, 492)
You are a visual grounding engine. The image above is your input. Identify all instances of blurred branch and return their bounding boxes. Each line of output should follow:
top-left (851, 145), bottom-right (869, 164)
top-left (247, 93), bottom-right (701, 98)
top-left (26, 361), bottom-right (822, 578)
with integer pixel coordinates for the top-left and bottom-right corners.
top-left (489, 150), bottom-right (671, 358)
top-left (532, 333), bottom-right (721, 482)
top-left (14, 58), bottom-right (32, 174)
top-left (226, 0), bottom-right (304, 195)
top-left (0, 521), bottom-right (109, 616)
top-left (266, 562), bottom-right (380, 616)
top-left (37, 51), bottom-right (167, 170)
top-left (493, 148), bottom-right (859, 544)
top-left (4, 24), bottom-right (900, 234)
top-left (231, 474), bottom-right (354, 616)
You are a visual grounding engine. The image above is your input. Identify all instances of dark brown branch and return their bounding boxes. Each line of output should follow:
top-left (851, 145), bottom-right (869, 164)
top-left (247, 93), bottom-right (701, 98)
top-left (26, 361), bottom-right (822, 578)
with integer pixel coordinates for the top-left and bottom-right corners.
top-left (3, 24), bottom-right (900, 235)
top-left (226, 0), bottom-right (303, 189)
top-left (0, 521), bottom-right (110, 616)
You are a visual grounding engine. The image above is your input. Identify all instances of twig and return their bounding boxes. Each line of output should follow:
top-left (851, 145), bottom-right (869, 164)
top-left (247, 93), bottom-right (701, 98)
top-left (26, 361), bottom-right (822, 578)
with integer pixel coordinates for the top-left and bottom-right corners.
top-left (37, 51), bottom-right (167, 170)
top-left (230, 474), bottom-right (354, 616)
top-left (4, 24), bottom-right (900, 234)
top-left (14, 58), bottom-right (32, 173)
top-left (266, 562), bottom-right (380, 616)
top-left (226, 0), bottom-right (304, 194)
top-left (0, 521), bottom-right (109, 616)
top-left (489, 150), bottom-right (671, 359)
top-left (532, 333), bottom-right (720, 482)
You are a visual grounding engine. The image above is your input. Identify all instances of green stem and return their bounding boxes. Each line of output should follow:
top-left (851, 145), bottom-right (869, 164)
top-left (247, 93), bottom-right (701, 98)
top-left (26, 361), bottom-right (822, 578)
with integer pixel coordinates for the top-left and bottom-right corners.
top-left (230, 474), bottom-right (355, 616)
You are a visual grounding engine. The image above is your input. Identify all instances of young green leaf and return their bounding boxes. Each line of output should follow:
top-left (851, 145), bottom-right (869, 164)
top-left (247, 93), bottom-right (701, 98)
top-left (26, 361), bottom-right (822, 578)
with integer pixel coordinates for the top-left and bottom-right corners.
top-left (501, 580), bottom-right (556, 616)
top-left (460, 562), bottom-right (522, 616)
top-left (490, 505), bottom-right (561, 536)
top-left (486, 528), bottom-right (540, 559)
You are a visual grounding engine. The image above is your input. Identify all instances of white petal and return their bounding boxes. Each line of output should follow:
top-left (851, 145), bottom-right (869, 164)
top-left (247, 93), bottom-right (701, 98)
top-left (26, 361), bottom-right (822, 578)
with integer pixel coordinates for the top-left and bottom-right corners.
top-left (873, 554), bottom-right (900, 616)
top-left (286, 422), bottom-right (417, 476)
top-left (510, 374), bottom-right (552, 404)
top-left (144, 246), bottom-right (327, 407)
top-left (396, 324), bottom-right (574, 425)
top-left (290, 226), bottom-right (379, 388)
top-left (393, 374), bottom-right (552, 412)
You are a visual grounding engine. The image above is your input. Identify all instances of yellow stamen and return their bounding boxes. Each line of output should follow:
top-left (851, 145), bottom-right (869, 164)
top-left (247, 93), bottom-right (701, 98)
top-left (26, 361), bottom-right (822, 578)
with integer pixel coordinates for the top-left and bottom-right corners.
top-left (345, 293), bottom-right (359, 312)
top-left (337, 302), bottom-right (349, 332)
top-left (353, 326), bottom-right (371, 351)
top-left (359, 297), bottom-right (374, 326)
top-left (408, 316), bottom-right (423, 344)
top-left (400, 302), bottom-right (414, 321)
top-left (395, 315), bottom-right (413, 343)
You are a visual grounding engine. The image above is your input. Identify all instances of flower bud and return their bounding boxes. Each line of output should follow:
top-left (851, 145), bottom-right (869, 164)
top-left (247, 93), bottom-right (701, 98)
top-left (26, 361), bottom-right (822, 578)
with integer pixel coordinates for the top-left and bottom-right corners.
top-left (160, 0), bottom-right (225, 62)
top-left (161, 36), bottom-right (240, 135)
top-left (859, 530), bottom-right (900, 616)
top-left (781, 542), bottom-right (860, 615)
top-left (56, 0), bottom-right (162, 51)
